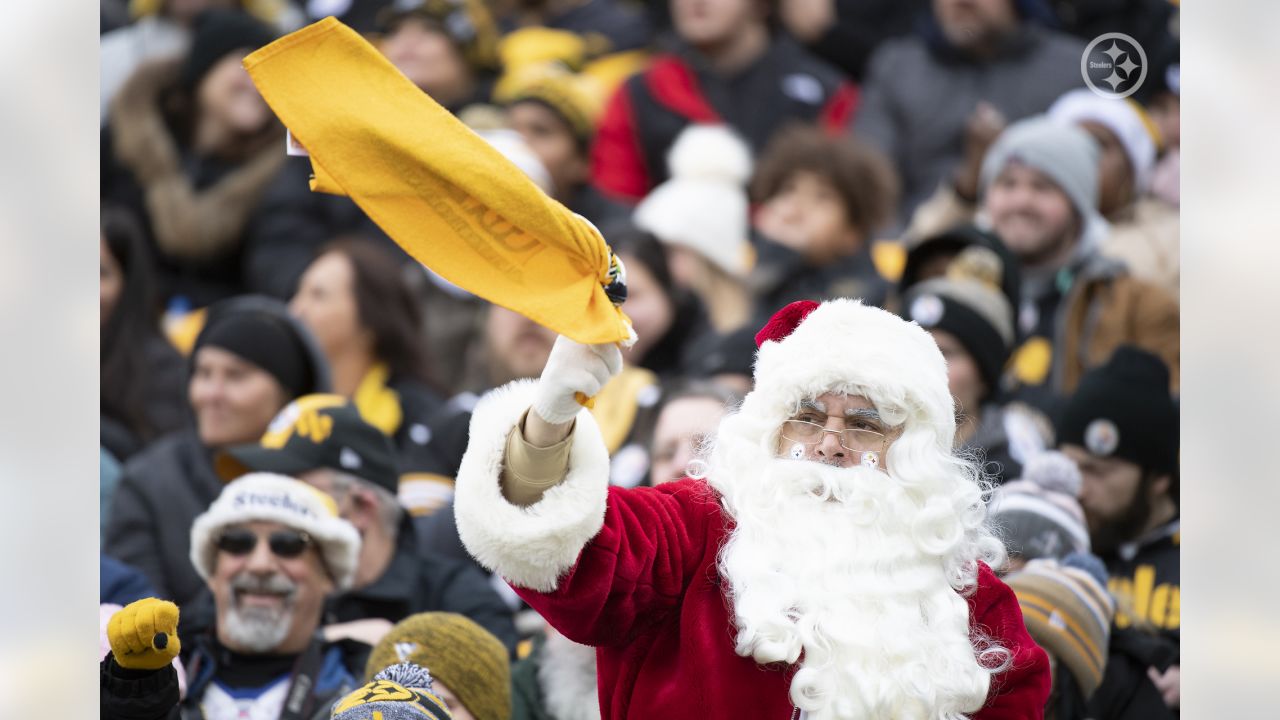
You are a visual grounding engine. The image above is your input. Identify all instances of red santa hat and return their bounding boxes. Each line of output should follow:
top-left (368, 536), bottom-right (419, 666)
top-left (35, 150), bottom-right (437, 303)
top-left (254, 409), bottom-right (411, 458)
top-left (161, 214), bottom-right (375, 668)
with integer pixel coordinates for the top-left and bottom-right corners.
top-left (745, 298), bottom-right (957, 447)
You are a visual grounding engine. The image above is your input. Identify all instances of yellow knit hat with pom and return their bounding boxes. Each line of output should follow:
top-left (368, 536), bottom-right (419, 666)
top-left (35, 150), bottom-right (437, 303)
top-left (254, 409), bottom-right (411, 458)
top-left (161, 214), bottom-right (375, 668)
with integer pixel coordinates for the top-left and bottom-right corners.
top-left (365, 613), bottom-right (511, 720)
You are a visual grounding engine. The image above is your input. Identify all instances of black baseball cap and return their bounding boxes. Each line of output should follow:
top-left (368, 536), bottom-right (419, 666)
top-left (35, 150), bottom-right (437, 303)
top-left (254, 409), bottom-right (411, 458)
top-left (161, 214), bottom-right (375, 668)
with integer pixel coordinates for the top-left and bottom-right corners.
top-left (217, 394), bottom-right (400, 495)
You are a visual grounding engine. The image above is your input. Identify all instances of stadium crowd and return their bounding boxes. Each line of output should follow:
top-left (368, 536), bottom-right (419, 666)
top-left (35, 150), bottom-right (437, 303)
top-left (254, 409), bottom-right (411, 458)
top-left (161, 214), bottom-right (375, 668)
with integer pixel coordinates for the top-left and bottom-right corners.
top-left (99, 0), bottom-right (1181, 718)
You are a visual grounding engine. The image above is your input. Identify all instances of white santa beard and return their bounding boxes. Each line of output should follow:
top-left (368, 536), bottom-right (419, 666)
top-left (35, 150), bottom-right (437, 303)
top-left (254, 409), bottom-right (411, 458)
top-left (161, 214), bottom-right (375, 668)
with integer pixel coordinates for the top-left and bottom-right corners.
top-left (707, 415), bottom-right (1002, 720)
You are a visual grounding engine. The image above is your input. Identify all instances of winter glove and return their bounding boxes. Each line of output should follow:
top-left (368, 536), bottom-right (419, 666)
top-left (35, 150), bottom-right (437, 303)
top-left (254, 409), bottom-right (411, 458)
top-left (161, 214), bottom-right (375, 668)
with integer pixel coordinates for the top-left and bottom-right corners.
top-left (531, 334), bottom-right (623, 424)
top-left (108, 597), bottom-right (181, 670)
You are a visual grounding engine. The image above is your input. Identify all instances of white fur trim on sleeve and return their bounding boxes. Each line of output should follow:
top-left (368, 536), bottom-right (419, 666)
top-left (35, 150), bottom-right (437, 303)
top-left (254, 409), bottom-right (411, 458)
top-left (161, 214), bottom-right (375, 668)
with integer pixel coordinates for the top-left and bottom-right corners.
top-left (454, 379), bottom-right (611, 592)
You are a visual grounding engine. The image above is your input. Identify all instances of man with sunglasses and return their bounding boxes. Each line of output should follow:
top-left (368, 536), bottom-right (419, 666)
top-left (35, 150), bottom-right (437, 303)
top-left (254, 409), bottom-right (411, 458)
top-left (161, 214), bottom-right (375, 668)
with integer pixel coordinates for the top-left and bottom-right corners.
top-left (218, 394), bottom-right (518, 655)
top-left (454, 298), bottom-right (1050, 719)
top-left (111, 472), bottom-right (365, 720)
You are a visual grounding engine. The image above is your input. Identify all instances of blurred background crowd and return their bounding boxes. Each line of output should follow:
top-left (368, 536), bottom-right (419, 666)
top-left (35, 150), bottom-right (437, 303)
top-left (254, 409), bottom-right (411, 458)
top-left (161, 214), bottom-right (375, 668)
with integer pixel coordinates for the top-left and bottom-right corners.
top-left (99, 0), bottom-right (1180, 718)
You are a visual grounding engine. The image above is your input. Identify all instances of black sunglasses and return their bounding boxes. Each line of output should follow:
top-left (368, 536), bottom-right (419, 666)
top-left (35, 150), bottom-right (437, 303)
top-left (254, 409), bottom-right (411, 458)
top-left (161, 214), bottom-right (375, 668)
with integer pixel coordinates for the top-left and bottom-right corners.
top-left (215, 527), bottom-right (314, 559)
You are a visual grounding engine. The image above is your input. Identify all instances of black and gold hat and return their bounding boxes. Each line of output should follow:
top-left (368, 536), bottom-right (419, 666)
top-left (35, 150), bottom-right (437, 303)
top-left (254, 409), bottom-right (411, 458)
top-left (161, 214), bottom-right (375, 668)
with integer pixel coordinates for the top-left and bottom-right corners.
top-left (331, 662), bottom-right (453, 719)
top-left (377, 0), bottom-right (500, 71)
top-left (217, 394), bottom-right (399, 494)
top-left (1057, 346), bottom-right (1178, 474)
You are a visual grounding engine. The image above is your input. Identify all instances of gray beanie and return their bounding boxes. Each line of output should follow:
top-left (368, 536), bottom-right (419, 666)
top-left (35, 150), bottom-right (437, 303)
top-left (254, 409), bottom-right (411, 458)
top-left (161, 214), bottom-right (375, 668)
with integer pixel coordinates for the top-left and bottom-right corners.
top-left (979, 116), bottom-right (1108, 248)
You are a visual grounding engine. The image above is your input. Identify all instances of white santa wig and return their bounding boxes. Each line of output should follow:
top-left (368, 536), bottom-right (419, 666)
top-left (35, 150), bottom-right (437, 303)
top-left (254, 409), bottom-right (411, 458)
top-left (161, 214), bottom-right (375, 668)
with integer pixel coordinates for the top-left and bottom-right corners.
top-left (706, 298), bottom-right (1010, 719)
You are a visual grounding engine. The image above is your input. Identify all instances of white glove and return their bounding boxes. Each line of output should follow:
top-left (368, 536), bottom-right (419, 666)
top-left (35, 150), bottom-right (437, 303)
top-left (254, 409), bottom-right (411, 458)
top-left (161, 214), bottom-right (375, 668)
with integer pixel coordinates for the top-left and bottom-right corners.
top-left (531, 335), bottom-right (623, 424)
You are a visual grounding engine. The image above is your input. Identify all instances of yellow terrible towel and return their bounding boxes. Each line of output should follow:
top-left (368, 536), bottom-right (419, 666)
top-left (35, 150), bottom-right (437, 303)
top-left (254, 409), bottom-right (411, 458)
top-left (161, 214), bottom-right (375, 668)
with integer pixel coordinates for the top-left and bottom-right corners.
top-left (243, 17), bottom-right (633, 345)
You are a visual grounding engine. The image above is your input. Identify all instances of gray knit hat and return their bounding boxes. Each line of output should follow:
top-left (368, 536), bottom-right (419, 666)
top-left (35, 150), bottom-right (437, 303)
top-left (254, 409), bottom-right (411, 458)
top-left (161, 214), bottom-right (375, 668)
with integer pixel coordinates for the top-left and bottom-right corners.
top-left (979, 116), bottom-right (1108, 248)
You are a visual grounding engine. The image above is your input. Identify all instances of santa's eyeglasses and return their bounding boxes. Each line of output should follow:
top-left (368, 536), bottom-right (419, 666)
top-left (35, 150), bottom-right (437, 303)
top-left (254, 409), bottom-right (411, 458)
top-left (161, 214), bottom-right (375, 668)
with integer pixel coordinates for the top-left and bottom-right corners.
top-left (779, 419), bottom-right (886, 453)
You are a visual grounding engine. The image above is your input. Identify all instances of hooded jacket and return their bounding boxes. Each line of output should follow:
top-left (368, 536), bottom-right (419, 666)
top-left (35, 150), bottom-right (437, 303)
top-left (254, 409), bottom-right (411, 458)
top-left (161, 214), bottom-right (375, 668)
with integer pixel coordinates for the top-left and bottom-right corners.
top-left (101, 57), bottom-right (286, 307)
top-left (103, 296), bottom-right (331, 607)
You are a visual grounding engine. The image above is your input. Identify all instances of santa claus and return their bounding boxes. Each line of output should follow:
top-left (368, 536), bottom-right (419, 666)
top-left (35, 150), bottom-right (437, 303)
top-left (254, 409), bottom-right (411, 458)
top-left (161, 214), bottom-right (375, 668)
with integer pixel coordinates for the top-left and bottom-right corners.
top-left (455, 298), bottom-right (1050, 719)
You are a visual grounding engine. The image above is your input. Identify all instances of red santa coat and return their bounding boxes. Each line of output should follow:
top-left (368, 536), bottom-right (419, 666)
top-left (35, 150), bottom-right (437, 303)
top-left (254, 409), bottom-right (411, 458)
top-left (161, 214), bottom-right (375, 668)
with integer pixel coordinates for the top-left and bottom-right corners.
top-left (515, 479), bottom-right (1050, 720)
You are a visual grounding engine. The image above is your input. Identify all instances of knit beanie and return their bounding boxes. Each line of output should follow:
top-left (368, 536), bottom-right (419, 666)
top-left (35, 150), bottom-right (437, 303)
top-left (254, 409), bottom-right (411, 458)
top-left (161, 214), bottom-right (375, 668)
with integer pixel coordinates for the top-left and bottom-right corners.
top-left (497, 26), bottom-right (589, 73)
top-left (901, 261), bottom-right (1014, 399)
top-left (193, 298), bottom-right (318, 400)
top-left (180, 9), bottom-right (276, 91)
top-left (377, 0), bottom-right (500, 71)
top-left (991, 451), bottom-right (1090, 561)
top-left (1048, 87), bottom-right (1161, 193)
top-left (979, 116), bottom-right (1107, 248)
top-left (900, 223), bottom-right (1022, 316)
top-left (1056, 345), bottom-right (1178, 475)
top-left (365, 613), bottom-right (511, 720)
top-left (331, 662), bottom-right (454, 719)
top-left (189, 473), bottom-right (362, 589)
top-left (1005, 554), bottom-right (1116, 697)
top-left (634, 124), bottom-right (754, 278)
top-left (498, 64), bottom-right (606, 149)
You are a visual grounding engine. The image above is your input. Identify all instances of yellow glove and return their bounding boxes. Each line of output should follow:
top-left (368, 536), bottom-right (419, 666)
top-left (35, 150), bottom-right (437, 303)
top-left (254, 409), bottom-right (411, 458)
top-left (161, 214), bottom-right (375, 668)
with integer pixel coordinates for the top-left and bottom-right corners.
top-left (108, 598), bottom-right (181, 670)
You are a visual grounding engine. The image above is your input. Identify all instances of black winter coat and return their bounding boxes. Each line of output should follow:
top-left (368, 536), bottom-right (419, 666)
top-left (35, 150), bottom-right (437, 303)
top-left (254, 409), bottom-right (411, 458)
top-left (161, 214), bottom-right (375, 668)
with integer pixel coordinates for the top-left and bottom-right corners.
top-left (325, 518), bottom-right (520, 656)
top-left (103, 429), bottom-right (227, 607)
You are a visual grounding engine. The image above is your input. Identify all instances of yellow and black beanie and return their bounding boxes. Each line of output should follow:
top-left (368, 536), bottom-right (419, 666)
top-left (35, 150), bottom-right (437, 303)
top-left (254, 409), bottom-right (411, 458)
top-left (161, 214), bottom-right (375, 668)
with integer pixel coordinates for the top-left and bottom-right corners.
top-left (497, 64), bottom-right (606, 149)
top-left (365, 613), bottom-right (510, 720)
top-left (331, 662), bottom-right (453, 719)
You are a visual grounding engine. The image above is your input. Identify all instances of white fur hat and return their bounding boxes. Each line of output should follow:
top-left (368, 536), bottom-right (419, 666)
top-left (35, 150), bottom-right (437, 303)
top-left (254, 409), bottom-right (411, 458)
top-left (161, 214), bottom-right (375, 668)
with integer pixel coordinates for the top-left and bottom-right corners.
top-left (1048, 87), bottom-right (1159, 193)
top-left (743, 298), bottom-right (956, 446)
top-left (633, 124), bottom-right (753, 277)
top-left (190, 473), bottom-right (362, 590)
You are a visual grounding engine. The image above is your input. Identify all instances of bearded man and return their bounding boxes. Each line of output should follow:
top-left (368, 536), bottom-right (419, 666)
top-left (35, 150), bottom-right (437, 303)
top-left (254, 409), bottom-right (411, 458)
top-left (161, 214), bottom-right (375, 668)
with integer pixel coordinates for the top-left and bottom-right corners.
top-left (455, 299), bottom-right (1050, 719)
top-left (181, 473), bottom-right (365, 719)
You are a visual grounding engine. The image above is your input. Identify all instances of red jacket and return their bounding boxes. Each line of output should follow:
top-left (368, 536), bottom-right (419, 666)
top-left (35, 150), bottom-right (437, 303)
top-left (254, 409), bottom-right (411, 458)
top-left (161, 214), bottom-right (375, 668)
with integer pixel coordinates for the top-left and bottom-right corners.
top-left (591, 38), bottom-right (859, 203)
top-left (515, 478), bottom-right (1050, 719)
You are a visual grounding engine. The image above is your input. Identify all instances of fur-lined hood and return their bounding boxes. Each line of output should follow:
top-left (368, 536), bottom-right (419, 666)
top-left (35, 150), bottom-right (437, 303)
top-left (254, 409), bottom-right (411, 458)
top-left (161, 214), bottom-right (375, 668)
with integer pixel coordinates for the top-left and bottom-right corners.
top-left (108, 57), bottom-right (285, 261)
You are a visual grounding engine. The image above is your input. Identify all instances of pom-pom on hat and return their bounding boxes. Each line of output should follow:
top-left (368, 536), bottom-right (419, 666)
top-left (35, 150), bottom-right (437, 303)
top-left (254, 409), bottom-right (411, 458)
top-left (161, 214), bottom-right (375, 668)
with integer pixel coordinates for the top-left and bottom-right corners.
top-left (189, 473), bottom-right (361, 589)
top-left (330, 661), bottom-right (454, 719)
top-left (634, 124), bottom-right (754, 277)
top-left (991, 451), bottom-right (1090, 561)
top-left (364, 613), bottom-right (511, 720)
top-left (900, 223), bottom-right (1022, 316)
top-left (745, 298), bottom-right (956, 446)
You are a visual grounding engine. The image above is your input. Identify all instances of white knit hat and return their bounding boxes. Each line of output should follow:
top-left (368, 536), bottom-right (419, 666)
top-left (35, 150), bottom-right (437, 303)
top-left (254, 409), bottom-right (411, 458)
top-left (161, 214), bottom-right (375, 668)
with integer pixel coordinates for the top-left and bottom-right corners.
top-left (633, 124), bottom-right (753, 277)
top-left (190, 473), bottom-right (362, 590)
top-left (744, 298), bottom-right (956, 447)
top-left (1047, 87), bottom-right (1160, 193)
